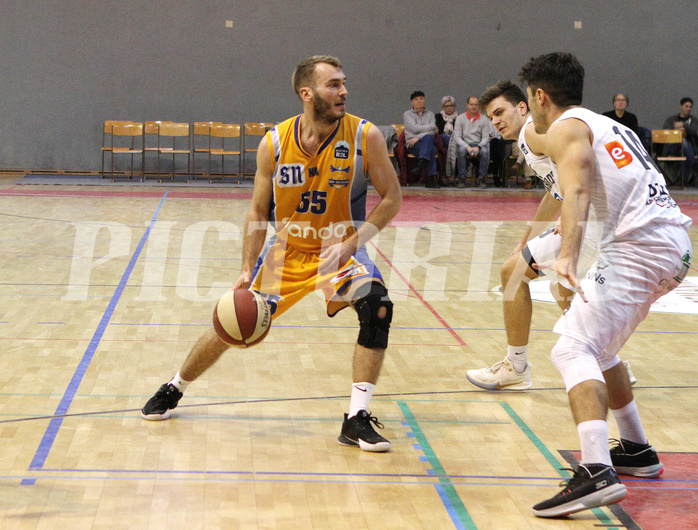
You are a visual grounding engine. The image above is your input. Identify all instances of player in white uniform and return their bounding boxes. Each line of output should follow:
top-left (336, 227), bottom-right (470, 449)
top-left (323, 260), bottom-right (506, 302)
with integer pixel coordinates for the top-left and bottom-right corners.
top-left (520, 52), bottom-right (692, 518)
top-left (469, 81), bottom-right (607, 392)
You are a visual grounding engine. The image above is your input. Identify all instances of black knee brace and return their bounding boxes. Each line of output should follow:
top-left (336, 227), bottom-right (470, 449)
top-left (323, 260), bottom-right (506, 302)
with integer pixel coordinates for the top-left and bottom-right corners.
top-left (352, 282), bottom-right (393, 349)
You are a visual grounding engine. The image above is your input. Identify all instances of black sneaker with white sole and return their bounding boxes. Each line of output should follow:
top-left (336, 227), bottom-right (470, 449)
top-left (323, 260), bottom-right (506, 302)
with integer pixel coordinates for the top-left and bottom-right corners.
top-left (338, 410), bottom-right (391, 452)
top-left (610, 438), bottom-right (664, 478)
top-left (533, 463), bottom-right (626, 518)
top-left (141, 383), bottom-right (183, 421)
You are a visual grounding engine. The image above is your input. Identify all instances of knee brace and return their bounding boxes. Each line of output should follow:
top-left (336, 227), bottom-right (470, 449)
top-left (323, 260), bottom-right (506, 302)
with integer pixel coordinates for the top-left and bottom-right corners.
top-left (352, 282), bottom-right (393, 349)
top-left (551, 335), bottom-right (605, 393)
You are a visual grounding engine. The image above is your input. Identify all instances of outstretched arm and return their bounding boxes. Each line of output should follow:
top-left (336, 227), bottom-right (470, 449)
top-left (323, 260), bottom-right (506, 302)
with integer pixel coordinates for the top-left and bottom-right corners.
top-left (543, 118), bottom-right (594, 300)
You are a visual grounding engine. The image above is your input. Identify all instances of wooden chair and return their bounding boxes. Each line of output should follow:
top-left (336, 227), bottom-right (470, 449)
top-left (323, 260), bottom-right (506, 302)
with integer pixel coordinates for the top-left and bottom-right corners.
top-left (152, 122), bottom-right (191, 181)
top-left (242, 123), bottom-right (273, 177)
top-left (101, 120), bottom-right (132, 178)
top-left (142, 121), bottom-right (173, 178)
top-left (208, 123), bottom-right (242, 182)
top-left (103, 121), bottom-right (143, 179)
top-left (651, 129), bottom-right (686, 188)
top-left (192, 122), bottom-right (222, 178)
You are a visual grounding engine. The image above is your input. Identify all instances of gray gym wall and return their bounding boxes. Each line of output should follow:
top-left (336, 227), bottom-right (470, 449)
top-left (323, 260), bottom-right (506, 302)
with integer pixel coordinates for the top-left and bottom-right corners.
top-left (1, 1), bottom-right (696, 172)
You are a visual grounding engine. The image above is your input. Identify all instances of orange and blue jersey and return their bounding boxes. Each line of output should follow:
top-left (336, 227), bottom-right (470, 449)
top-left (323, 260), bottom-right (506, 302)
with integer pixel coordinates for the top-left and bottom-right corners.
top-left (266, 113), bottom-right (371, 252)
top-left (249, 113), bottom-right (385, 318)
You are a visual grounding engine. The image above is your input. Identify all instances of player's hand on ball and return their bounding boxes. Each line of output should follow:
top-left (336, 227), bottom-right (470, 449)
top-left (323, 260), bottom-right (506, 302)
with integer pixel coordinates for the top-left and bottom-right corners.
top-left (233, 270), bottom-right (252, 290)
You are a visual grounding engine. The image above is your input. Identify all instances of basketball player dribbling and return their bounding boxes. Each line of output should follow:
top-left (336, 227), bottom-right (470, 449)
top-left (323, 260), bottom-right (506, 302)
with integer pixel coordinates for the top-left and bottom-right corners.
top-left (141, 55), bottom-right (402, 452)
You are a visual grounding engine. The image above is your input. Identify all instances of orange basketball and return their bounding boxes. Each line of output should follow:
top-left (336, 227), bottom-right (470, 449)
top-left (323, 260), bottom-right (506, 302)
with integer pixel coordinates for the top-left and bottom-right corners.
top-left (212, 289), bottom-right (272, 347)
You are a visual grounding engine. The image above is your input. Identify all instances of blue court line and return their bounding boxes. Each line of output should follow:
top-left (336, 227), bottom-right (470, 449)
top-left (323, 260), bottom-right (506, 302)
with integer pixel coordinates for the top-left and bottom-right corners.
top-left (23, 191), bottom-right (169, 484)
top-left (398, 401), bottom-right (476, 530)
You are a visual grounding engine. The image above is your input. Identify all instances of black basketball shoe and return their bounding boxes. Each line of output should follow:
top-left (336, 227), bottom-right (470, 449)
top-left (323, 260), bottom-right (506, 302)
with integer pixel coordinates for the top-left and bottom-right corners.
top-left (338, 410), bottom-right (391, 452)
top-left (141, 383), bottom-right (183, 421)
top-left (533, 463), bottom-right (626, 518)
top-left (610, 438), bottom-right (664, 478)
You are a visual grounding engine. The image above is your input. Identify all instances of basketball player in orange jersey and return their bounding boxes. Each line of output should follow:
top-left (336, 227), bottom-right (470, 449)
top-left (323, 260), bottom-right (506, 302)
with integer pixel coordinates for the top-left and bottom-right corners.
top-left (141, 56), bottom-right (402, 452)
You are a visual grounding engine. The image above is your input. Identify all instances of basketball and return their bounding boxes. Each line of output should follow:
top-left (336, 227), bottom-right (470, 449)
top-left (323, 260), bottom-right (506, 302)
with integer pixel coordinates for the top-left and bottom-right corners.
top-left (212, 289), bottom-right (272, 347)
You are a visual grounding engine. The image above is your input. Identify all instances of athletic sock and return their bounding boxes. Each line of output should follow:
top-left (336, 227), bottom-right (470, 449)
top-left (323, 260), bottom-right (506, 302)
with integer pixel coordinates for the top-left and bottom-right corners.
top-left (168, 371), bottom-right (191, 392)
top-left (348, 382), bottom-right (375, 419)
top-left (611, 400), bottom-right (648, 445)
top-left (507, 345), bottom-right (528, 374)
top-left (578, 419), bottom-right (612, 466)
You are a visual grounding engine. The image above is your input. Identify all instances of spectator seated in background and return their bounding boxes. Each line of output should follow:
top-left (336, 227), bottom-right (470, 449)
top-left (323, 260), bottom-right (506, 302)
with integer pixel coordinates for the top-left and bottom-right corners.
top-left (435, 96), bottom-right (458, 148)
top-left (403, 91), bottom-right (439, 188)
top-left (663, 97), bottom-right (697, 184)
top-left (602, 93), bottom-right (639, 135)
top-left (453, 96), bottom-right (492, 188)
top-left (436, 96), bottom-right (459, 183)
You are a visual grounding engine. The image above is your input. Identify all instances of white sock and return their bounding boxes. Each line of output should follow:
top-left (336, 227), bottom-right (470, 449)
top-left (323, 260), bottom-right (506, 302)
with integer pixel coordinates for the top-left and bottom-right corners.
top-left (611, 400), bottom-right (648, 445)
top-left (578, 420), bottom-right (612, 465)
top-left (168, 371), bottom-right (191, 392)
top-left (507, 345), bottom-right (528, 373)
top-left (348, 382), bottom-right (375, 418)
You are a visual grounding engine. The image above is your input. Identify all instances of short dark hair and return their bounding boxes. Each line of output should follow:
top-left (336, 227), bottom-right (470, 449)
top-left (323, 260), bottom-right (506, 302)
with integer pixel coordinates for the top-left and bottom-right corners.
top-left (410, 91), bottom-right (425, 100)
top-left (518, 52), bottom-right (584, 107)
top-left (613, 93), bottom-right (629, 105)
top-left (480, 79), bottom-right (528, 112)
top-left (292, 55), bottom-right (342, 98)
top-left (680, 97), bottom-right (693, 106)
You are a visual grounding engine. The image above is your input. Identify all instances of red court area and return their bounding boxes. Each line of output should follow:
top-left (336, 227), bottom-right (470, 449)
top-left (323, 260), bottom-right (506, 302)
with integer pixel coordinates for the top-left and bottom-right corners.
top-left (381, 194), bottom-right (698, 224)
top-left (570, 451), bottom-right (698, 529)
top-left (2, 187), bottom-right (697, 224)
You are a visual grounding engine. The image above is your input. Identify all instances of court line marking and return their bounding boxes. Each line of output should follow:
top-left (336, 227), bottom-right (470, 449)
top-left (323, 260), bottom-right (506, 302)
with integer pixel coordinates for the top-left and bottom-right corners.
top-left (370, 242), bottom-right (467, 347)
top-left (499, 402), bottom-right (616, 526)
top-left (22, 190), bottom-right (169, 485)
top-left (398, 401), bottom-right (476, 530)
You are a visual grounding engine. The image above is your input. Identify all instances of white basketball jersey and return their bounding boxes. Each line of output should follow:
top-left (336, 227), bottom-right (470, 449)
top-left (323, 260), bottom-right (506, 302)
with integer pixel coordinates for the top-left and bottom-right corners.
top-left (550, 108), bottom-right (691, 248)
top-left (518, 116), bottom-right (562, 201)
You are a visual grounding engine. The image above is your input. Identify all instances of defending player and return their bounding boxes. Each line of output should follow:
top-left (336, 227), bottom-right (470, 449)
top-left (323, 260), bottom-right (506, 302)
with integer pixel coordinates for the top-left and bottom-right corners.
top-left (519, 52), bottom-right (691, 517)
top-left (141, 56), bottom-right (402, 452)
top-left (468, 79), bottom-right (604, 391)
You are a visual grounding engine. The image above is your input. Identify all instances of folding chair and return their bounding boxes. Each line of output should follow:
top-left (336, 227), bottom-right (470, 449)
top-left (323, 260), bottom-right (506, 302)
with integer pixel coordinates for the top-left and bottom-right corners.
top-left (208, 123), bottom-right (241, 182)
top-left (142, 121), bottom-right (173, 178)
top-left (101, 120), bottom-right (131, 178)
top-left (651, 129), bottom-right (686, 189)
top-left (104, 122), bottom-right (143, 179)
top-left (242, 123), bottom-right (273, 178)
top-left (192, 122), bottom-right (222, 179)
top-left (153, 122), bottom-right (191, 181)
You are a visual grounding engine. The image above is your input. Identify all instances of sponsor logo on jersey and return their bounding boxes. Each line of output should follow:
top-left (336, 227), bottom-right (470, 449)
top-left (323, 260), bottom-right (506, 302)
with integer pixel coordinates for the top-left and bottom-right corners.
top-left (329, 178), bottom-right (350, 189)
top-left (645, 182), bottom-right (677, 208)
top-left (329, 166), bottom-right (351, 188)
top-left (331, 263), bottom-right (369, 284)
top-left (277, 163), bottom-right (305, 187)
top-left (308, 167), bottom-right (319, 178)
top-left (334, 140), bottom-right (350, 159)
top-left (604, 140), bottom-right (633, 169)
top-left (281, 219), bottom-right (352, 241)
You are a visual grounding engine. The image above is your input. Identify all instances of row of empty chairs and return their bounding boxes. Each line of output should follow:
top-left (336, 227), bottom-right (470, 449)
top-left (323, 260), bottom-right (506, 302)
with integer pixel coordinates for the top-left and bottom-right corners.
top-left (101, 121), bottom-right (275, 181)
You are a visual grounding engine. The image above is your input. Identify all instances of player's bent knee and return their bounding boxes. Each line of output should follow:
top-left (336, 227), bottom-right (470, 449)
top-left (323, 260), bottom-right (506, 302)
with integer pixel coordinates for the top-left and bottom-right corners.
top-left (353, 282), bottom-right (393, 349)
top-left (551, 335), bottom-right (605, 393)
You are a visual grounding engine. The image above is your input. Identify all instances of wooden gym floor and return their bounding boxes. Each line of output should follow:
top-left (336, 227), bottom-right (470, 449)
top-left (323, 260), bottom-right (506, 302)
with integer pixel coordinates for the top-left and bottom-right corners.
top-left (0, 175), bottom-right (697, 529)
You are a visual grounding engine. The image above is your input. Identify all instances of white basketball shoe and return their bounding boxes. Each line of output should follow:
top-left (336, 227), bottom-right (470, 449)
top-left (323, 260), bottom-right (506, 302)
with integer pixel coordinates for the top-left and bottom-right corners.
top-left (466, 358), bottom-right (533, 390)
